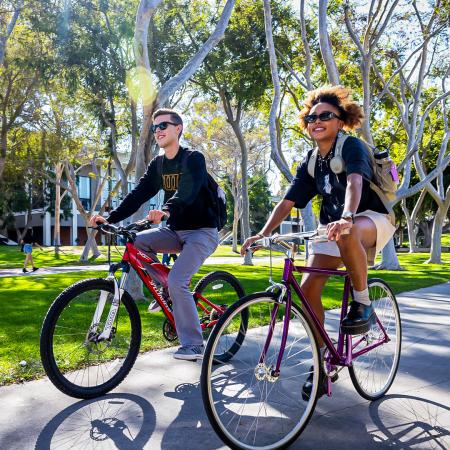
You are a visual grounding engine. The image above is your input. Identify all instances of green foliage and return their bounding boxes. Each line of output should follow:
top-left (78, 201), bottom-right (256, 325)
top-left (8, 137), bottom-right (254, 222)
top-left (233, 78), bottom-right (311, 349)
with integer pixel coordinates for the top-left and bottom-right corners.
top-left (248, 173), bottom-right (272, 233)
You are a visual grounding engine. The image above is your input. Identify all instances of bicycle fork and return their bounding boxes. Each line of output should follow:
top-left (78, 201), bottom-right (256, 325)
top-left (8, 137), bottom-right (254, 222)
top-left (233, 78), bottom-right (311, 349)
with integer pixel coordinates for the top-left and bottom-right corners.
top-left (87, 269), bottom-right (129, 343)
top-left (255, 284), bottom-right (291, 383)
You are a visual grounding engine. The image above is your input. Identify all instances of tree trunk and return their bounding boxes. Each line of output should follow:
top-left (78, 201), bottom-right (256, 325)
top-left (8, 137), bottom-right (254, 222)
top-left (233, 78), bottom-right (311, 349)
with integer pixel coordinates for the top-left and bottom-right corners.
top-left (232, 200), bottom-right (240, 253)
top-left (402, 189), bottom-right (427, 253)
top-left (229, 120), bottom-right (252, 265)
top-left (426, 208), bottom-right (447, 264)
top-left (54, 163), bottom-right (63, 257)
top-left (374, 239), bottom-right (403, 270)
top-left (301, 202), bottom-right (316, 231)
top-left (318, 0), bottom-right (340, 85)
top-left (0, 3), bottom-right (22, 66)
top-left (0, 120), bottom-right (7, 181)
top-left (80, 225), bottom-right (101, 262)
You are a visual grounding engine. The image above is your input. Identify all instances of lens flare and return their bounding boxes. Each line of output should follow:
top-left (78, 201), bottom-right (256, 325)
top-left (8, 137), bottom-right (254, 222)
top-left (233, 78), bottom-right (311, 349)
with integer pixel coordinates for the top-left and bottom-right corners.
top-left (126, 67), bottom-right (157, 106)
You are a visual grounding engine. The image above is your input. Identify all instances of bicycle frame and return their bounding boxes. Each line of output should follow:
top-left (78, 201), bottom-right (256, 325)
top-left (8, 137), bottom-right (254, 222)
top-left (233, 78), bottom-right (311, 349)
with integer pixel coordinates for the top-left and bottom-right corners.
top-left (259, 257), bottom-right (391, 379)
top-left (92, 240), bottom-right (226, 341)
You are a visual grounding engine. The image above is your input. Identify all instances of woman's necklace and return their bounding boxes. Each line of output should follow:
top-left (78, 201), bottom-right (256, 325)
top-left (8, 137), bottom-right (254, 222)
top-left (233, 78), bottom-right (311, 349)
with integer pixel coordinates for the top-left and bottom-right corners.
top-left (317, 149), bottom-right (333, 170)
top-left (317, 136), bottom-right (338, 170)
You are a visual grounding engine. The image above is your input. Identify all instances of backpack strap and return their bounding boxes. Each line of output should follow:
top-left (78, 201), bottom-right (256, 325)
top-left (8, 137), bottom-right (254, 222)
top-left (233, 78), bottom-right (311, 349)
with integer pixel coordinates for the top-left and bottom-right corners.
top-left (308, 132), bottom-right (349, 178)
top-left (334, 132), bottom-right (348, 162)
top-left (307, 148), bottom-right (318, 178)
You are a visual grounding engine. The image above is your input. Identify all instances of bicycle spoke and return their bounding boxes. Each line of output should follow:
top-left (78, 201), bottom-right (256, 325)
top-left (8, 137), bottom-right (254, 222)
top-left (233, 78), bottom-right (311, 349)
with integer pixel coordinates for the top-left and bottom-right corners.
top-left (350, 279), bottom-right (401, 400)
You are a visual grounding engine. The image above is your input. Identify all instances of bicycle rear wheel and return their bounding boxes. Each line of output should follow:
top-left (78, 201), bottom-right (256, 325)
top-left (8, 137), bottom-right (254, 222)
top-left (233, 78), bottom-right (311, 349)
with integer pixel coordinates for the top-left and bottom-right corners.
top-left (349, 278), bottom-right (401, 400)
top-left (194, 270), bottom-right (248, 363)
top-left (40, 278), bottom-right (141, 399)
top-left (201, 292), bottom-right (320, 450)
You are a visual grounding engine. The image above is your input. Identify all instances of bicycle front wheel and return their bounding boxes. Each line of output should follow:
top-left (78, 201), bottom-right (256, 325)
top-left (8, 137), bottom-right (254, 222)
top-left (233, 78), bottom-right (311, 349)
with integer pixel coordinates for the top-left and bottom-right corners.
top-left (201, 292), bottom-right (321, 450)
top-left (349, 278), bottom-right (401, 401)
top-left (40, 278), bottom-right (141, 399)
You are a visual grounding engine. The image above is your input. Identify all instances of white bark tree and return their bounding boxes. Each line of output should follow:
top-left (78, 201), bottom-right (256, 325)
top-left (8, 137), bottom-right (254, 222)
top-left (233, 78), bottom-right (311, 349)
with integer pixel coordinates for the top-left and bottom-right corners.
top-left (0, 0), bottom-right (22, 66)
top-left (262, 0), bottom-right (316, 233)
top-left (124, 0), bottom-right (236, 297)
top-left (318, 0), bottom-right (340, 85)
top-left (185, 101), bottom-right (270, 252)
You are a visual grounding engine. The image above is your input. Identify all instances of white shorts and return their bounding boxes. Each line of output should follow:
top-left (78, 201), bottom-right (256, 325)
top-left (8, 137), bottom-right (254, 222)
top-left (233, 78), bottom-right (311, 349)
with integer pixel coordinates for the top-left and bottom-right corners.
top-left (308, 210), bottom-right (396, 263)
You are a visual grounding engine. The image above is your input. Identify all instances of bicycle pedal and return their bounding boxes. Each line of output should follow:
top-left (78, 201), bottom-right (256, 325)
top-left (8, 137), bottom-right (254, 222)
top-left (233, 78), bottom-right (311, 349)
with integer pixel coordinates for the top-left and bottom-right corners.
top-left (328, 372), bottom-right (339, 383)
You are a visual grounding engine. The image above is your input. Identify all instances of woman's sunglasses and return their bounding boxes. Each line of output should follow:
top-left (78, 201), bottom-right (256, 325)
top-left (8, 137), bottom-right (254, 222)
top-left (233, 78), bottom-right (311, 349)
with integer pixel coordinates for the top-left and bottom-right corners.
top-left (304, 111), bottom-right (341, 124)
top-left (151, 121), bottom-right (179, 133)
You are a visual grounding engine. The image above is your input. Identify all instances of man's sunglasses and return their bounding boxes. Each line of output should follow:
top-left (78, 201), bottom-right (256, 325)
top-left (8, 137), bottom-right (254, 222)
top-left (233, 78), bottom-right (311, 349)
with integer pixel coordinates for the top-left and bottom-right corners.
top-left (151, 121), bottom-right (180, 133)
top-left (304, 111), bottom-right (341, 124)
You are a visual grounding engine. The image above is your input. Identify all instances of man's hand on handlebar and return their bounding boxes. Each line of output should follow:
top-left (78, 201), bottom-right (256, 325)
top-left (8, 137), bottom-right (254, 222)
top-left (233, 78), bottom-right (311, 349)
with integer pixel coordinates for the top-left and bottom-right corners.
top-left (147, 209), bottom-right (168, 225)
top-left (240, 234), bottom-right (266, 256)
top-left (89, 214), bottom-right (108, 227)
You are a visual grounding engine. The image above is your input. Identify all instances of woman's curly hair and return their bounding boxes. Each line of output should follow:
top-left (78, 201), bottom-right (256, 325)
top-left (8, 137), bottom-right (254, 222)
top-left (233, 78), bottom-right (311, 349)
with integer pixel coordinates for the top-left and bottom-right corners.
top-left (299, 85), bottom-right (364, 132)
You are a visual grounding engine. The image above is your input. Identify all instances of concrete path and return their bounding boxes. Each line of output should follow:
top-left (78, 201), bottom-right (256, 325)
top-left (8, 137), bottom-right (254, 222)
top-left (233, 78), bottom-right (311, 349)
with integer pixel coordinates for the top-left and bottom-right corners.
top-left (0, 283), bottom-right (449, 449)
top-left (0, 256), bottom-right (285, 278)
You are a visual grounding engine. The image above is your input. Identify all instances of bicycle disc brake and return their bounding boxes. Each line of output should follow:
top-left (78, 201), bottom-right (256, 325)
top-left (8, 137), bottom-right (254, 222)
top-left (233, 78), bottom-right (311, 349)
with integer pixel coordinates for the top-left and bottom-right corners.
top-left (162, 319), bottom-right (177, 342)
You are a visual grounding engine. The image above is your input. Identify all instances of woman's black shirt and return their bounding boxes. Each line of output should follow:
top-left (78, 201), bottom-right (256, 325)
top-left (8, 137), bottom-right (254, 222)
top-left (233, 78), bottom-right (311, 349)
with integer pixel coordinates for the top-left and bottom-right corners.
top-left (284, 136), bottom-right (387, 224)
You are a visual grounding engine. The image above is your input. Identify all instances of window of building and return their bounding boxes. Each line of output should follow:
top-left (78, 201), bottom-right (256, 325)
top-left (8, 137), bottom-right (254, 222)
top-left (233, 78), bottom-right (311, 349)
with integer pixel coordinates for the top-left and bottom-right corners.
top-left (77, 176), bottom-right (91, 210)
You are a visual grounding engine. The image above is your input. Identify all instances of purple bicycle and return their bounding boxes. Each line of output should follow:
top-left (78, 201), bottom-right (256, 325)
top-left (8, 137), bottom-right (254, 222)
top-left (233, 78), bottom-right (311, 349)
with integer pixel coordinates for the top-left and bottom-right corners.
top-left (201, 231), bottom-right (402, 449)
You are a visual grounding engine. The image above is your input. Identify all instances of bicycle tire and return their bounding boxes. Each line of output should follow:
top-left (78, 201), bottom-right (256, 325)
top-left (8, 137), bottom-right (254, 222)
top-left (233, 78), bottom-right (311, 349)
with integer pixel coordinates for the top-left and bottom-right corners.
top-left (349, 278), bottom-right (402, 401)
top-left (40, 278), bottom-right (141, 399)
top-left (201, 292), bottom-right (321, 450)
top-left (194, 270), bottom-right (248, 363)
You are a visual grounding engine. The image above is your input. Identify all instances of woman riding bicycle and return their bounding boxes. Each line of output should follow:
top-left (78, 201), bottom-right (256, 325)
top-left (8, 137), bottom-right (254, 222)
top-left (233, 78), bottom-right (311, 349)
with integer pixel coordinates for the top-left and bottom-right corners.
top-left (241, 85), bottom-right (396, 396)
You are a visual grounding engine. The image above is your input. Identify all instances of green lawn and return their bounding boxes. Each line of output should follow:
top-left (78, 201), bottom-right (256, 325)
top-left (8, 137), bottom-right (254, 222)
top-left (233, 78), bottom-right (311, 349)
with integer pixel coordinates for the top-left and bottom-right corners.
top-left (2, 236), bottom-right (449, 268)
top-left (0, 253), bottom-right (449, 385)
top-left (0, 246), bottom-right (117, 269)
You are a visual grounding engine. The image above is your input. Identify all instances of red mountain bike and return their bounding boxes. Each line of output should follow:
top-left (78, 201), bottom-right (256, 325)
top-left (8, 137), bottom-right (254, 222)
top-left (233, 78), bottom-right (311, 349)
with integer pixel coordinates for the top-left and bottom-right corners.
top-left (40, 221), bottom-right (248, 399)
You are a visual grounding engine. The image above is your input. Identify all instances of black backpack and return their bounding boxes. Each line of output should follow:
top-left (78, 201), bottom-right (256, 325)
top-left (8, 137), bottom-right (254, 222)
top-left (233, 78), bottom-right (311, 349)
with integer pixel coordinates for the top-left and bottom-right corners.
top-left (156, 149), bottom-right (227, 231)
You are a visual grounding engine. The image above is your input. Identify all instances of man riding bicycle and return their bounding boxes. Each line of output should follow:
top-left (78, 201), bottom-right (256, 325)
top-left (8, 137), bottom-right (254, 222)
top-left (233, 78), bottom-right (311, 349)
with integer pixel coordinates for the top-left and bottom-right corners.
top-left (91, 108), bottom-right (219, 361)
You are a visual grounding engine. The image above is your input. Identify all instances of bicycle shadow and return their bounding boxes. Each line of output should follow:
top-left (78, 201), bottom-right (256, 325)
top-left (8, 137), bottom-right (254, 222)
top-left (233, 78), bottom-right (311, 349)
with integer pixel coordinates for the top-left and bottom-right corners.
top-left (368, 394), bottom-right (450, 448)
top-left (35, 393), bottom-right (156, 450)
top-left (160, 382), bottom-right (224, 450)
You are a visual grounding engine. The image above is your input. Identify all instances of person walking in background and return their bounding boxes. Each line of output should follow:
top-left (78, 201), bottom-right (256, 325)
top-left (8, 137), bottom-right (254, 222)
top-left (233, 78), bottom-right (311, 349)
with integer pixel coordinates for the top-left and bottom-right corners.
top-left (162, 253), bottom-right (178, 266)
top-left (21, 229), bottom-right (42, 273)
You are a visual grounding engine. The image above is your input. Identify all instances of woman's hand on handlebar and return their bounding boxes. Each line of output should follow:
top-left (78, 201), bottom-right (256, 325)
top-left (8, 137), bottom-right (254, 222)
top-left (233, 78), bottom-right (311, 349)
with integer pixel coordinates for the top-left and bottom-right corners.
top-left (146, 209), bottom-right (168, 225)
top-left (89, 215), bottom-right (108, 227)
top-left (240, 235), bottom-right (265, 256)
top-left (326, 218), bottom-right (352, 241)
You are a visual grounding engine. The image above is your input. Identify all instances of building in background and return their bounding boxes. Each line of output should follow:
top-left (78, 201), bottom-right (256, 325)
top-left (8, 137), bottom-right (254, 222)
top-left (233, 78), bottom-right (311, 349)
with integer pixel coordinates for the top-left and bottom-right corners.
top-left (8, 159), bottom-right (164, 246)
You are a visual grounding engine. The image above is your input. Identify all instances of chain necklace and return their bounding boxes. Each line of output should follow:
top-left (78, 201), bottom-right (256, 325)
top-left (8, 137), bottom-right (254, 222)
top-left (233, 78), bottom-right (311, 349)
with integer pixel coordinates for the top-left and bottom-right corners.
top-left (316, 134), bottom-right (339, 171)
top-left (317, 150), bottom-right (333, 170)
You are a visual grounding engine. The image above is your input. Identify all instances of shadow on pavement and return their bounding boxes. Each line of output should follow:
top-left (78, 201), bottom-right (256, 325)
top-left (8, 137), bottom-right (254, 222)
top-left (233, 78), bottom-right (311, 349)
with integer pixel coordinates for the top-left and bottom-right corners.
top-left (161, 382), bottom-right (223, 450)
top-left (35, 393), bottom-right (155, 450)
top-left (368, 394), bottom-right (450, 448)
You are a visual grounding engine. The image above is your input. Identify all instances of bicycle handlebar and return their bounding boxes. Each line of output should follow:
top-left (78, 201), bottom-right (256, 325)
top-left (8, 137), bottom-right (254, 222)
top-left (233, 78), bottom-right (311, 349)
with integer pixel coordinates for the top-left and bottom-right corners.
top-left (249, 231), bottom-right (319, 251)
top-left (92, 220), bottom-right (153, 239)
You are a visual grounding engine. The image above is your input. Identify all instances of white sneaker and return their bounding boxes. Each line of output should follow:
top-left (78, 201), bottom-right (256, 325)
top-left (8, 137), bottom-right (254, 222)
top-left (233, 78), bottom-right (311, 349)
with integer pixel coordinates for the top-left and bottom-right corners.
top-left (147, 300), bottom-right (162, 313)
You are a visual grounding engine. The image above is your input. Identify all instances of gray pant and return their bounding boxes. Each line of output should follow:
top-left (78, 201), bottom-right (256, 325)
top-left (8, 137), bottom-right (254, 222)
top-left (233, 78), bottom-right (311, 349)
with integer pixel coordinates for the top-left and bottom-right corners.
top-left (135, 227), bottom-right (219, 346)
